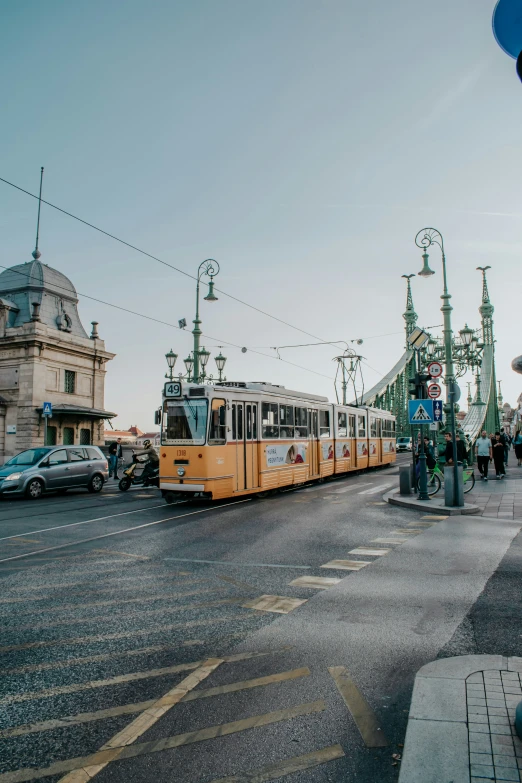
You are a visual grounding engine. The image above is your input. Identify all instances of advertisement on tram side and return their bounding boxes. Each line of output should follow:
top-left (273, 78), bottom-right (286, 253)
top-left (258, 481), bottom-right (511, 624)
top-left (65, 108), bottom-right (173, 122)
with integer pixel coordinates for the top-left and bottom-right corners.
top-left (265, 443), bottom-right (307, 467)
top-left (383, 440), bottom-right (396, 454)
top-left (321, 442), bottom-right (334, 460)
top-left (357, 441), bottom-right (369, 456)
top-left (335, 442), bottom-right (351, 459)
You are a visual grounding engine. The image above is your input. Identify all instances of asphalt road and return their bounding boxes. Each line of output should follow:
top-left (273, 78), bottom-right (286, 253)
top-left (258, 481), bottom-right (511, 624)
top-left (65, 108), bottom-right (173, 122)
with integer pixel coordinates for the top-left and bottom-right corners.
top-left (0, 455), bottom-right (519, 783)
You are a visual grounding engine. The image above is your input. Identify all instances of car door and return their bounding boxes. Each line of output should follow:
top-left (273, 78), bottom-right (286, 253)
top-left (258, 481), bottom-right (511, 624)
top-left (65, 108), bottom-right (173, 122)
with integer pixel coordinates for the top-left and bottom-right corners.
top-left (66, 447), bottom-right (91, 487)
top-left (43, 449), bottom-right (70, 489)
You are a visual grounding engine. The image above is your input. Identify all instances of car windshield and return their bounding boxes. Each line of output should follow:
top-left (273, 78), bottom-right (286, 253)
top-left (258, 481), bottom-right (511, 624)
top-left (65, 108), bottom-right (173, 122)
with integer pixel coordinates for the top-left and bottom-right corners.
top-left (162, 399), bottom-right (208, 444)
top-left (4, 448), bottom-right (52, 467)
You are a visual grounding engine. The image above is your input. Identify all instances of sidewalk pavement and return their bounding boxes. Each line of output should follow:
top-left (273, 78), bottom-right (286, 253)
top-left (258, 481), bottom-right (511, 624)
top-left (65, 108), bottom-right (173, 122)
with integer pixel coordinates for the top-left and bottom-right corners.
top-left (385, 472), bottom-right (522, 521)
top-left (399, 655), bottom-right (522, 783)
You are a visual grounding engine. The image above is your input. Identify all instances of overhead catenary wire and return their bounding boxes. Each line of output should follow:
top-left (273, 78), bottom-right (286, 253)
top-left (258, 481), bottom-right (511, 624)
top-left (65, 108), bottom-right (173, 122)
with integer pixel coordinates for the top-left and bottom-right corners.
top-left (0, 262), bottom-right (335, 381)
top-left (0, 175), bottom-right (349, 351)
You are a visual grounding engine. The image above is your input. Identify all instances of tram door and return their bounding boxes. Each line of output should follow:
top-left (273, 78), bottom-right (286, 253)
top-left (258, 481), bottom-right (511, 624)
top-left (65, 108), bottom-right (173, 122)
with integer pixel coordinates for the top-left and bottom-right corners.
top-left (232, 402), bottom-right (258, 491)
top-left (308, 408), bottom-right (319, 477)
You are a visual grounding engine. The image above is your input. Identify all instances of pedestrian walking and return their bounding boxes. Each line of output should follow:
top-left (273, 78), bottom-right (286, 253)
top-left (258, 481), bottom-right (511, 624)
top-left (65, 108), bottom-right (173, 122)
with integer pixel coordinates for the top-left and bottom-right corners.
top-left (423, 436), bottom-right (436, 469)
top-left (492, 432), bottom-right (506, 479)
top-left (456, 433), bottom-right (468, 465)
top-left (114, 438), bottom-right (123, 480)
top-left (475, 430), bottom-right (492, 481)
top-left (108, 439), bottom-right (121, 479)
top-left (500, 428), bottom-right (510, 467)
top-left (443, 432), bottom-right (455, 465)
top-left (514, 430), bottom-right (522, 467)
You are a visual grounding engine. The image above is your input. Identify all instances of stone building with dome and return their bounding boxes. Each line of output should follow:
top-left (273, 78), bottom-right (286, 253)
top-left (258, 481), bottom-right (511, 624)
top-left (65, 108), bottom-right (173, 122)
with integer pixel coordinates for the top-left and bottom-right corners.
top-left (0, 252), bottom-right (115, 459)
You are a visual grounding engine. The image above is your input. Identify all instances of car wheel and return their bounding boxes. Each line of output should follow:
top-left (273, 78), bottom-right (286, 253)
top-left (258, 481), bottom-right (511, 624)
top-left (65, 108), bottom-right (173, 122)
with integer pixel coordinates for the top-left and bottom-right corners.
top-left (26, 478), bottom-right (44, 500)
top-left (88, 474), bottom-right (104, 493)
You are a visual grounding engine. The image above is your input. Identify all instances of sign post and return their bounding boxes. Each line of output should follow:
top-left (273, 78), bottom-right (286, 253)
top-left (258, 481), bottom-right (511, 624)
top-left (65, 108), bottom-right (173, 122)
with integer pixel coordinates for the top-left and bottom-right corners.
top-left (42, 401), bottom-right (52, 446)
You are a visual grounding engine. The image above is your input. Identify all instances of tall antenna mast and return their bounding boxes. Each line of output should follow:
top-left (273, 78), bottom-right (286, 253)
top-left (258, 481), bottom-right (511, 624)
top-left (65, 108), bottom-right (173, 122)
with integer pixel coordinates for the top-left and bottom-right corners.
top-left (32, 167), bottom-right (44, 260)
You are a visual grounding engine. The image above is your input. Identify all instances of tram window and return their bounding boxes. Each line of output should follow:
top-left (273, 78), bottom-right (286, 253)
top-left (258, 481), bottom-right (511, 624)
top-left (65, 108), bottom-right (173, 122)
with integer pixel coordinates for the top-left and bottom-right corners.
top-left (163, 399), bottom-right (208, 443)
top-left (376, 419), bottom-right (382, 437)
top-left (349, 415), bottom-right (356, 438)
top-left (337, 412), bottom-right (347, 437)
top-left (246, 405), bottom-right (252, 439)
top-left (253, 405), bottom-right (258, 439)
top-left (232, 405), bottom-right (237, 440)
top-left (262, 402), bottom-right (279, 438)
top-left (279, 405), bottom-right (294, 438)
top-left (319, 410), bottom-right (330, 438)
top-left (208, 399), bottom-right (226, 445)
top-left (370, 416), bottom-right (377, 437)
top-left (294, 407), bottom-right (308, 438)
top-left (237, 404), bottom-right (244, 439)
top-left (357, 415), bottom-right (366, 437)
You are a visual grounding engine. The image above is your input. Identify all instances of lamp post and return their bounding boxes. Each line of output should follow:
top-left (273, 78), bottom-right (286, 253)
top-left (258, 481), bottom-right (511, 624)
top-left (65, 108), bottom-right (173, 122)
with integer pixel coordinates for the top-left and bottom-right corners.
top-left (214, 351), bottom-right (227, 382)
top-left (415, 227), bottom-right (463, 507)
top-left (191, 259), bottom-right (220, 383)
top-left (165, 349), bottom-right (178, 381)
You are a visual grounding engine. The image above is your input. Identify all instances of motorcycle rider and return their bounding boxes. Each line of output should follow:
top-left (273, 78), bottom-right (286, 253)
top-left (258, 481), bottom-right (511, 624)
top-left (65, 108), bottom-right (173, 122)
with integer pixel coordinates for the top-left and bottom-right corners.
top-left (132, 439), bottom-right (159, 484)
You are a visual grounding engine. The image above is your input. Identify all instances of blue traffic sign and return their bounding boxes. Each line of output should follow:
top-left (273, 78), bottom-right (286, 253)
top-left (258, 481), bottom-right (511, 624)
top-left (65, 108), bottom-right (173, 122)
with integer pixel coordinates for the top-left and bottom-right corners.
top-left (42, 401), bottom-right (52, 416)
top-left (433, 400), bottom-right (443, 422)
top-left (493, 0), bottom-right (522, 58)
top-left (408, 399), bottom-right (434, 424)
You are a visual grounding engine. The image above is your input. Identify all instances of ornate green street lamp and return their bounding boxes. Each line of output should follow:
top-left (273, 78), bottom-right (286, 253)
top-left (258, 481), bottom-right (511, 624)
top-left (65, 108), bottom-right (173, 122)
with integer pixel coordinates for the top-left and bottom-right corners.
top-left (165, 349), bottom-right (178, 381)
top-left (415, 227), bottom-right (463, 507)
top-left (214, 351), bottom-right (227, 382)
top-left (192, 259), bottom-right (220, 383)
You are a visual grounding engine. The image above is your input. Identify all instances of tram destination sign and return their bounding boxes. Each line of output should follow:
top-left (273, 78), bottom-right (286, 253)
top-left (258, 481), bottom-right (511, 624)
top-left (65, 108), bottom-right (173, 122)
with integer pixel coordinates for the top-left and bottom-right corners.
top-left (164, 381), bottom-right (182, 398)
top-left (408, 399), bottom-right (443, 424)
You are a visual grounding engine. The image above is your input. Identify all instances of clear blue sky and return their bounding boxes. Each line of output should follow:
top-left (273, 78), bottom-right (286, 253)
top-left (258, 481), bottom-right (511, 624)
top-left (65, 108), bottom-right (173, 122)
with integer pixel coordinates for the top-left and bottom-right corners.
top-left (1, 0), bottom-right (520, 428)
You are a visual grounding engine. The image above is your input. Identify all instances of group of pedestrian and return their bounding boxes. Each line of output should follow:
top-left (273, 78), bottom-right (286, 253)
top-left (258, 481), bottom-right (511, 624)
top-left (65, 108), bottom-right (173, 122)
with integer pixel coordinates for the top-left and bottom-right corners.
top-left (475, 428), bottom-right (513, 481)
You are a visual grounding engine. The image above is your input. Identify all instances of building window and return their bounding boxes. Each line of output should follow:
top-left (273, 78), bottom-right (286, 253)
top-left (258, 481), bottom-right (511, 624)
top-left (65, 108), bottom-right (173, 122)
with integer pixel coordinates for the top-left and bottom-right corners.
top-left (64, 370), bottom-right (76, 394)
top-left (63, 427), bottom-right (74, 445)
top-left (80, 428), bottom-right (91, 445)
top-left (46, 426), bottom-right (57, 445)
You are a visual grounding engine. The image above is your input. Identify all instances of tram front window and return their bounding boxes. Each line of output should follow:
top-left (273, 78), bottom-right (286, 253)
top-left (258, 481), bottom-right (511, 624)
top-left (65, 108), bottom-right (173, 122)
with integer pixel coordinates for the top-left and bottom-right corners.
top-left (163, 399), bottom-right (208, 444)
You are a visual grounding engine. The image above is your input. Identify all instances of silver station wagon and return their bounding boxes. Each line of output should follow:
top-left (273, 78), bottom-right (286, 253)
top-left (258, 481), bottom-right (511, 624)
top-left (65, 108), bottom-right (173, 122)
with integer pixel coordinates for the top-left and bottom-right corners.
top-left (0, 446), bottom-right (109, 499)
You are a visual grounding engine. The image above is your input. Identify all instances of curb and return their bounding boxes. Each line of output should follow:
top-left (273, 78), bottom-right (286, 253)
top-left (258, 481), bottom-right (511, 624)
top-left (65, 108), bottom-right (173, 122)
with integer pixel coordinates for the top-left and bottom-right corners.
top-left (383, 488), bottom-right (481, 516)
top-left (399, 655), bottom-right (522, 783)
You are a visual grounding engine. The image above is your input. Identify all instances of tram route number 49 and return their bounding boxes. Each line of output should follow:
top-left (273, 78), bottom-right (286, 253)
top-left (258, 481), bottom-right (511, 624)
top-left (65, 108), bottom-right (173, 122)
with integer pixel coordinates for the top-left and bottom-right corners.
top-left (164, 381), bottom-right (182, 397)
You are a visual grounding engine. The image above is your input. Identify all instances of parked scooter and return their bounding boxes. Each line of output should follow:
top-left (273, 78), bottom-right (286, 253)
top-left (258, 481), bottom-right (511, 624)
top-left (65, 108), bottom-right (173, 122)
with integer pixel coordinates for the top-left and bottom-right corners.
top-left (118, 454), bottom-right (159, 491)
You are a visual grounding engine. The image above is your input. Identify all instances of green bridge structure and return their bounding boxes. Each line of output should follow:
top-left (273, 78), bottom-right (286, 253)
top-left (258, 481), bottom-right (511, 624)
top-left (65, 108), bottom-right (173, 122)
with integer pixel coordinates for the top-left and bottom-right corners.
top-left (359, 267), bottom-right (500, 449)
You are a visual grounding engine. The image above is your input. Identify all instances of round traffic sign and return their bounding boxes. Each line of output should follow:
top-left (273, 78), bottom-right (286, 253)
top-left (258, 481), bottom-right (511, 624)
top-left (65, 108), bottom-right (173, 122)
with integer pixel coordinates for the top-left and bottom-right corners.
top-left (427, 383), bottom-right (441, 399)
top-left (428, 361), bottom-right (443, 379)
top-left (493, 0), bottom-right (522, 59)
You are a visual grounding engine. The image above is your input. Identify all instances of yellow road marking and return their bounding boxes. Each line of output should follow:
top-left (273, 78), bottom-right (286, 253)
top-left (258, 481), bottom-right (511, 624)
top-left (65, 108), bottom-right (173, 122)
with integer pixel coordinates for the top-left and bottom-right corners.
top-left (6, 538), bottom-right (42, 545)
top-left (0, 612), bottom-right (253, 654)
top-left (320, 560), bottom-right (370, 571)
top-left (328, 666), bottom-right (388, 747)
top-left (288, 576), bottom-right (341, 589)
top-left (57, 658), bottom-right (223, 783)
top-left (8, 596), bottom-right (244, 633)
top-left (420, 515), bottom-right (447, 520)
top-left (392, 529), bottom-right (422, 535)
top-left (371, 538), bottom-right (408, 545)
top-left (0, 576), bottom-right (201, 606)
top-left (0, 646), bottom-right (293, 739)
top-left (0, 646), bottom-right (294, 705)
top-left (0, 700), bottom-right (325, 783)
top-left (6, 587), bottom-right (215, 618)
top-left (92, 549), bottom-right (151, 560)
top-left (0, 657), bottom-right (300, 739)
top-left (209, 744), bottom-right (345, 782)
top-left (242, 595), bottom-right (307, 614)
top-left (348, 548), bottom-right (391, 556)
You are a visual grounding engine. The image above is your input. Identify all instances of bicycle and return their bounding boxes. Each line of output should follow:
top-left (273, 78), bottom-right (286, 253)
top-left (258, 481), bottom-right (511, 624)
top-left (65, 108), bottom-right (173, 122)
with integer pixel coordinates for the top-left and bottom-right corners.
top-left (416, 461), bottom-right (475, 496)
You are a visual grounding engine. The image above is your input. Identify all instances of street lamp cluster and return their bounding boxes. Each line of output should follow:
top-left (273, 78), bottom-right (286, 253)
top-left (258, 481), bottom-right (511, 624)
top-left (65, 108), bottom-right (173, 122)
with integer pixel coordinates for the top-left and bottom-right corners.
top-left (164, 258), bottom-right (227, 385)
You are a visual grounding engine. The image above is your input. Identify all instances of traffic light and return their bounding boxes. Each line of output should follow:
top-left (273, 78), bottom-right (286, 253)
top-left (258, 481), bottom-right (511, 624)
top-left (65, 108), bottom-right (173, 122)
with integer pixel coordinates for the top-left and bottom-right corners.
top-left (409, 372), bottom-right (431, 399)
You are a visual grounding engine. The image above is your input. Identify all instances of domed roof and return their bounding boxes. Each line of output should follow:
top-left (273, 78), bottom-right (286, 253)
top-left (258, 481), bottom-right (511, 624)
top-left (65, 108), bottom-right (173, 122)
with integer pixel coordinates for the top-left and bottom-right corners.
top-left (0, 259), bottom-right (88, 338)
top-left (0, 260), bottom-right (77, 299)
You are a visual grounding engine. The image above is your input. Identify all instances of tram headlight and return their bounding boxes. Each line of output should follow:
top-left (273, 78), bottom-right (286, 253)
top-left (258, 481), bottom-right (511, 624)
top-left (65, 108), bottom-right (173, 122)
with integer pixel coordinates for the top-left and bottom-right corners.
top-left (177, 467), bottom-right (186, 477)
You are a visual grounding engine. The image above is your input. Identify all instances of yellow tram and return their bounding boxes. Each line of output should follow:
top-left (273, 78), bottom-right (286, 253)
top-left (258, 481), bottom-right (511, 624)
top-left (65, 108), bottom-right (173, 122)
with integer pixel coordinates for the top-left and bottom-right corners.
top-left (157, 381), bottom-right (396, 502)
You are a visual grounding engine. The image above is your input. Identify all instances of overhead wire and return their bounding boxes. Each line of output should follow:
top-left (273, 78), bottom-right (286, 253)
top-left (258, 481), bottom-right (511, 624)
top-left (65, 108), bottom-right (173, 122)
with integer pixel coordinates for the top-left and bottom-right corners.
top-left (0, 262), bottom-right (335, 381)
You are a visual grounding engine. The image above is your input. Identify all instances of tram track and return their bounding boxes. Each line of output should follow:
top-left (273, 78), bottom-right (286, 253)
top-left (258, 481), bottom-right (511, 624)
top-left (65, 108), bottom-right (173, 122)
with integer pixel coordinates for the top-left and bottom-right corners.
top-left (0, 498), bottom-right (252, 565)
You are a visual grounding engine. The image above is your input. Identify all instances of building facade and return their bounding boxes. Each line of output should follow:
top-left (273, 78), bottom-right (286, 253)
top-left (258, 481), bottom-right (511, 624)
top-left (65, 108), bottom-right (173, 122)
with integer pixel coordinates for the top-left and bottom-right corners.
top-left (0, 256), bottom-right (115, 459)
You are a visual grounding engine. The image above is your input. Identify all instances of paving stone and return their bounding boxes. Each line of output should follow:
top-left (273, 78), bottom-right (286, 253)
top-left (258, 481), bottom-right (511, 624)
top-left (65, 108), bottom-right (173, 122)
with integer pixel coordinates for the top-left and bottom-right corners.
top-left (470, 706), bottom-right (489, 715)
top-left (494, 755), bottom-right (519, 769)
top-left (470, 736), bottom-right (493, 753)
top-left (491, 736), bottom-right (515, 752)
top-left (490, 715), bottom-right (511, 725)
top-left (494, 766), bottom-right (520, 781)
top-left (469, 673), bottom-right (485, 683)
top-left (487, 699), bottom-right (508, 708)
top-left (489, 707), bottom-right (509, 716)
top-left (469, 714), bottom-right (490, 724)
top-left (491, 725), bottom-right (513, 736)
top-left (470, 751), bottom-right (493, 765)
top-left (471, 724), bottom-right (492, 734)
top-left (411, 676), bottom-right (466, 722)
top-left (470, 763), bottom-right (495, 779)
top-left (469, 697), bottom-right (487, 706)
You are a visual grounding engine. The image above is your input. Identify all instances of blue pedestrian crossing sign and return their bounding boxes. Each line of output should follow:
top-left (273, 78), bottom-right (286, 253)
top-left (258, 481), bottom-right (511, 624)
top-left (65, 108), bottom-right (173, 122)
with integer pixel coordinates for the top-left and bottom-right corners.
top-left (408, 399), bottom-right (434, 423)
top-left (42, 401), bottom-right (52, 416)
